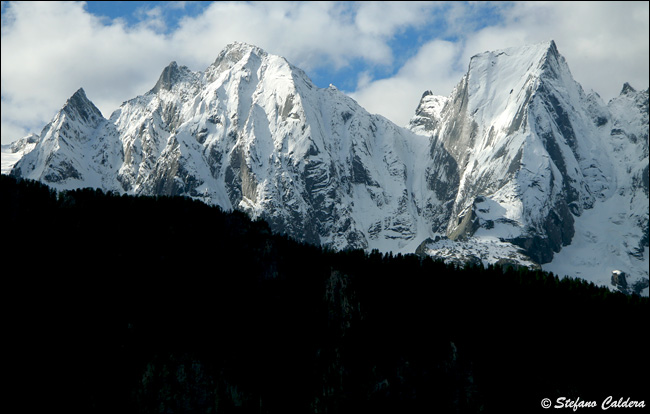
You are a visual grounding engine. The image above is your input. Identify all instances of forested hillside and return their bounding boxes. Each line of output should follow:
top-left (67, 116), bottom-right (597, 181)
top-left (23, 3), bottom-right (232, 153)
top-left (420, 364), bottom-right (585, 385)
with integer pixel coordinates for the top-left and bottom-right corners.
top-left (3, 175), bottom-right (647, 413)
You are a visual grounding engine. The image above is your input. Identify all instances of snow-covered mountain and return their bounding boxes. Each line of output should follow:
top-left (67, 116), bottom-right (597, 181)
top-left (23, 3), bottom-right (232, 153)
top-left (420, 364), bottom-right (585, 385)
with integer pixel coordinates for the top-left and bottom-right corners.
top-left (11, 42), bottom-right (430, 252)
top-left (8, 41), bottom-right (648, 294)
top-left (1, 133), bottom-right (39, 174)
top-left (410, 41), bottom-right (648, 294)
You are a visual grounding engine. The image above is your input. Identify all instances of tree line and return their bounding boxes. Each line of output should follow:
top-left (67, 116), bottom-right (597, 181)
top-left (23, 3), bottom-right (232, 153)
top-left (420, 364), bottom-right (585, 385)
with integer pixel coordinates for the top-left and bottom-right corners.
top-left (2, 174), bottom-right (647, 413)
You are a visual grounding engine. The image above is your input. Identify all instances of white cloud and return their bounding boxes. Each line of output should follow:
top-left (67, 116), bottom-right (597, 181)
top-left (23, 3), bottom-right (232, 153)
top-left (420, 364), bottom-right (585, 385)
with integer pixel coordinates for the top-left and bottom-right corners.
top-left (1, 1), bottom-right (648, 144)
top-left (350, 40), bottom-right (463, 127)
top-left (133, 4), bottom-right (167, 33)
top-left (348, 1), bottom-right (649, 126)
top-left (354, 1), bottom-right (438, 37)
top-left (168, 1), bottom-right (407, 71)
top-left (461, 1), bottom-right (650, 101)
top-left (1, 1), bottom-right (173, 143)
top-left (1, 1), bottom-right (436, 143)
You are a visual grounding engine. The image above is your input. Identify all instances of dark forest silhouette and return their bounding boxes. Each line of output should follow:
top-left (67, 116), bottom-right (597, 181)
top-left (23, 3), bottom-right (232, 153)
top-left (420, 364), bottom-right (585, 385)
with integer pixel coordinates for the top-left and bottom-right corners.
top-left (3, 175), bottom-right (647, 413)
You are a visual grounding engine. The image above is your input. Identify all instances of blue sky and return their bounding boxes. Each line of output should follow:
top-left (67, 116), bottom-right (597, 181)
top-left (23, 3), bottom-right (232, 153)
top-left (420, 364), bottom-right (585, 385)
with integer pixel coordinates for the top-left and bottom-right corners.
top-left (84, 1), bottom-right (211, 32)
top-left (80, 1), bottom-right (486, 90)
top-left (1, 1), bottom-right (648, 144)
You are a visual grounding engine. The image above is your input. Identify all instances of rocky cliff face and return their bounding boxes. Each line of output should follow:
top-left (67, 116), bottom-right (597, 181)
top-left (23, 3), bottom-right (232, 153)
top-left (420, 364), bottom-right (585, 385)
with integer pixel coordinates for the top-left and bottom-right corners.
top-left (411, 41), bottom-right (608, 263)
top-left (10, 88), bottom-right (122, 190)
top-left (9, 41), bottom-right (648, 292)
top-left (409, 41), bottom-right (648, 291)
top-left (13, 42), bottom-right (430, 251)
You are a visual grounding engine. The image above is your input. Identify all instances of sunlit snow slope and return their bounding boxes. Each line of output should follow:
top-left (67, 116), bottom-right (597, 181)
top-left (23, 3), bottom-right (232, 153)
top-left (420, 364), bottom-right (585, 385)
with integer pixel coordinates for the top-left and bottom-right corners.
top-left (409, 41), bottom-right (648, 294)
top-left (8, 41), bottom-right (648, 294)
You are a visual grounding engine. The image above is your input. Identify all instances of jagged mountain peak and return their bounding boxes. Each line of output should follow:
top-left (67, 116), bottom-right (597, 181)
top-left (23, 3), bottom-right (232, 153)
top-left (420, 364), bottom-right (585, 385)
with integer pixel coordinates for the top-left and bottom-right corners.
top-left (207, 41), bottom-right (272, 77)
top-left (424, 39), bottom-right (600, 261)
top-left (151, 61), bottom-right (196, 94)
top-left (208, 42), bottom-right (314, 88)
top-left (18, 41), bottom-right (427, 252)
top-left (468, 39), bottom-right (557, 67)
top-left (8, 41), bottom-right (648, 294)
top-left (69, 87), bottom-right (89, 101)
top-left (223, 41), bottom-right (269, 57)
top-left (620, 82), bottom-right (637, 95)
top-left (63, 87), bottom-right (104, 123)
top-left (9, 133), bottom-right (39, 153)
top-left (408, 91), bottom-right (447, 135)
top-left (465, 40), bottom-right (573, 96)
top-left (476, 38), bottom-right (549, 54)
top-left (406, 40), bottom-right (647, 291)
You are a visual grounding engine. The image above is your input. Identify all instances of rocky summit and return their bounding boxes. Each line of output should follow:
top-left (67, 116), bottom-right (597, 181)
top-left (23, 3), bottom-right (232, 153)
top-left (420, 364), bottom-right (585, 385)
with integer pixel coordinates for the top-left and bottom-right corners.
top-left (8, 40), bottom-right (649, 294)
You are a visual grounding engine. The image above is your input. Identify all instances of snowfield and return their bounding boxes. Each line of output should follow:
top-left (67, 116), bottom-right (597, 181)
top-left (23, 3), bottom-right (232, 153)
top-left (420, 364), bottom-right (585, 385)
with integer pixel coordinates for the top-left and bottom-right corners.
top-left (4, 41), bottom-right (648, 295)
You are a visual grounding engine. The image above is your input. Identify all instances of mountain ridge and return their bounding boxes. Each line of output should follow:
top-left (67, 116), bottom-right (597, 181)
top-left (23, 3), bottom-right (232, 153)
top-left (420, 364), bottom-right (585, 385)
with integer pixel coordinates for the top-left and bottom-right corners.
top-left (408, 40), bottom-right (647, 293)
top-left (7, 40), bottom-right (648, 294)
